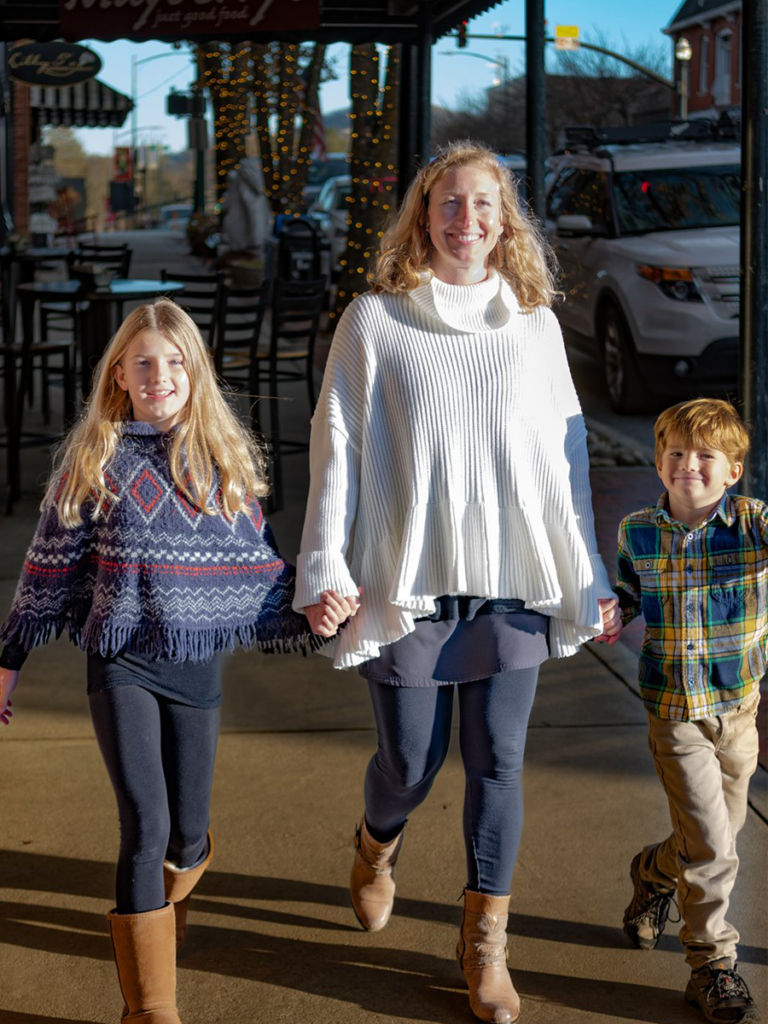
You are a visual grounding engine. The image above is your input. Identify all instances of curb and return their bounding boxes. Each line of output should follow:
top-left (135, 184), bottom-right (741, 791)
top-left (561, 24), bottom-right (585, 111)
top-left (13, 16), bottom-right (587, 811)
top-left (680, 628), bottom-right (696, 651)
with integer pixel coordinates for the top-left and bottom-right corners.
top-left (585, 415), bottom-right (655, 467)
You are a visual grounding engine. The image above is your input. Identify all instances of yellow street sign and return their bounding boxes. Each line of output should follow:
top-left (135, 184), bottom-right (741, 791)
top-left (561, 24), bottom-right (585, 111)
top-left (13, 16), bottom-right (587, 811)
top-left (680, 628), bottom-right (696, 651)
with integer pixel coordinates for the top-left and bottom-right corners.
top-left (555, 24), bottom-right (580, 50)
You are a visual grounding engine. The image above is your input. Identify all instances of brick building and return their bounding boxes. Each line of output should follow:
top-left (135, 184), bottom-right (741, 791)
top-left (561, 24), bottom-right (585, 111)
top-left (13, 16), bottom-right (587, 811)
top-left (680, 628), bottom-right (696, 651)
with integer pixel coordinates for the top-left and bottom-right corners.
top-left (665, 0), bottom-right (742, 117)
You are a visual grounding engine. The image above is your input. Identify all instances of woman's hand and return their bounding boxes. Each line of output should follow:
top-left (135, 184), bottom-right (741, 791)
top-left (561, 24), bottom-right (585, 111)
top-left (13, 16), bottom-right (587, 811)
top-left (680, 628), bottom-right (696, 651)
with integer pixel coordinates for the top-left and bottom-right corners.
top-left (304, 588), bottom-right (361, 637)
top-left (594, 598), bottom-right (622, 645)
top-left (0, 669), bottom-right (19, 726)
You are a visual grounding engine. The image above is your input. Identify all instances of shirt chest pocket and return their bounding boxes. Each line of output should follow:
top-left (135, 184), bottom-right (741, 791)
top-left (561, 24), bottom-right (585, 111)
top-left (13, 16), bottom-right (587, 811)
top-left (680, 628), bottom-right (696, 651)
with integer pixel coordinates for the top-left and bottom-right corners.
top-left (633, 556), bottom-right (669, 598)
top-left (708, 552), bottom-right (755, 609)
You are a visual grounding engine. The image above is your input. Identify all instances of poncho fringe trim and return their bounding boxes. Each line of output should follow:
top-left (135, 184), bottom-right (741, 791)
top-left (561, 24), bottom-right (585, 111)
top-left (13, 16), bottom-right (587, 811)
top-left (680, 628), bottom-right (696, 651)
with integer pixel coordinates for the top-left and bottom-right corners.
top-left (1, 609), bottom-right (327, 662)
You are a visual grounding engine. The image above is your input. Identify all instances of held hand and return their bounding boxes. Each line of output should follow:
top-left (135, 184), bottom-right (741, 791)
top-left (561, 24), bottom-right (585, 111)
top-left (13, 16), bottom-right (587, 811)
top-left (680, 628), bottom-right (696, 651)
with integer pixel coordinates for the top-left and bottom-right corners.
top-left (0, 669), bottom-right (19, 726)
top-left (594, 598), bottom-right (622, 646)
top-left (305, 588), bottom-right (362, 637)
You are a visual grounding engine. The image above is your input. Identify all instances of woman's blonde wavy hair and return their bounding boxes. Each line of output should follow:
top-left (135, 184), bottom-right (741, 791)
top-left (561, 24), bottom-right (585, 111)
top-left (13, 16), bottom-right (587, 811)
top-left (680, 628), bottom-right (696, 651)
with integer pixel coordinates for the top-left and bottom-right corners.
top-left (372, 140), bottom-right (558, 311)
top-left (47, 298), bottom-right (268, 527)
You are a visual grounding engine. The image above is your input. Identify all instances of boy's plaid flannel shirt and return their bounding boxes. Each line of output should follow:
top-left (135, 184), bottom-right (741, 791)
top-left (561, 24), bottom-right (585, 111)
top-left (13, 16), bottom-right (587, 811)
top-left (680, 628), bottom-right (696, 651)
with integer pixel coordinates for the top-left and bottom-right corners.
top-left (614, 492), bottom-right (768, 721)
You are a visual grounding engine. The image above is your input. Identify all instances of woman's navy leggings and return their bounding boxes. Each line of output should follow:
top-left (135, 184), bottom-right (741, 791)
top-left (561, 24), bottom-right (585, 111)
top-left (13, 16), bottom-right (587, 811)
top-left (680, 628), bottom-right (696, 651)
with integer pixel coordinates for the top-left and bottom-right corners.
top-left (364, 669), bottom-right (539, 896)
top-left (89, 686), bottom-right (220, 914)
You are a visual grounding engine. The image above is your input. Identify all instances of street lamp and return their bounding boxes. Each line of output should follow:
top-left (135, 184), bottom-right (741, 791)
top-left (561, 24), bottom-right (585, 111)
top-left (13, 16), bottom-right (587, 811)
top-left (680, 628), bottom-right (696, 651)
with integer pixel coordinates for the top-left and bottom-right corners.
top-left (674, 36), bottom-right (693, 120)
top-left (130, 50), bottom-right (190, 216)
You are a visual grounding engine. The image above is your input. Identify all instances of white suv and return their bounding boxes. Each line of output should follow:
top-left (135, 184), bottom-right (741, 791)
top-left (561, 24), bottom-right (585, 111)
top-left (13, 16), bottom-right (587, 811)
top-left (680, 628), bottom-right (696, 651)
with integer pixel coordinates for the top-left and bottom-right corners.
top-left (545, 123), bottom-right (740, 412)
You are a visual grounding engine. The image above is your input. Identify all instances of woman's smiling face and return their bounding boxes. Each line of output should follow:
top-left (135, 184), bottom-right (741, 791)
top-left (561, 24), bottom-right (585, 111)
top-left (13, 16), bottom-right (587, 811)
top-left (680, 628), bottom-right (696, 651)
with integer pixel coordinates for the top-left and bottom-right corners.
top-left (426, 163), bottom-right (505, 285)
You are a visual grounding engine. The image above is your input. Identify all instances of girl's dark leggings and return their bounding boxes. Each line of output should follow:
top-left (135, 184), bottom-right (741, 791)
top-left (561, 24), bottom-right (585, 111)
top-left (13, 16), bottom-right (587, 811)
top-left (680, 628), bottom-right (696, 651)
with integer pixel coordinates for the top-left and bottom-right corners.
top-left (89, 685), bottom-right (220, 914)
top-left (364, 668), bottom-right (539, 896)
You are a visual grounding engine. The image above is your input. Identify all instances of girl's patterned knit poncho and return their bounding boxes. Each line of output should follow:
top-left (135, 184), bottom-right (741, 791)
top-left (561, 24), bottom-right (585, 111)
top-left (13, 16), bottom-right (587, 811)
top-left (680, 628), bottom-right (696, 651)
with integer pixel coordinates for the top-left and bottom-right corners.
top-left (1, 421), bottom-right (314, 662)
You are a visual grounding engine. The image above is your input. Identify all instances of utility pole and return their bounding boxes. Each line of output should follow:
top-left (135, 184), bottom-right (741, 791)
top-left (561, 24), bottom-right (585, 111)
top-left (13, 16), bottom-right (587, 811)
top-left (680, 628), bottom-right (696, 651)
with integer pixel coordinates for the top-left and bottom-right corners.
top-left (739, 0), bottom-right (768, 499)
top-left (525, 0), bottom-right (546, 219)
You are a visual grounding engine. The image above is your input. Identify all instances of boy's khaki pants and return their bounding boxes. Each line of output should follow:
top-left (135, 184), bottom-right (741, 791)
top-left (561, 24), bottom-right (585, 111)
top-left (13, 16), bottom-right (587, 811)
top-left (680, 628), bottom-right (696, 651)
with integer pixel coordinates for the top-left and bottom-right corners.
top-left (638, 688), bottom-right (760, 970)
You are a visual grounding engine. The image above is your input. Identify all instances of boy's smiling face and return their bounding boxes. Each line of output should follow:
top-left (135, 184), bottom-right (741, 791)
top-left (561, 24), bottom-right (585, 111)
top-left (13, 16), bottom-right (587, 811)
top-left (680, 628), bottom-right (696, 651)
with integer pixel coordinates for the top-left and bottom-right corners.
top-left (657, 433), bottom-right (742, 526)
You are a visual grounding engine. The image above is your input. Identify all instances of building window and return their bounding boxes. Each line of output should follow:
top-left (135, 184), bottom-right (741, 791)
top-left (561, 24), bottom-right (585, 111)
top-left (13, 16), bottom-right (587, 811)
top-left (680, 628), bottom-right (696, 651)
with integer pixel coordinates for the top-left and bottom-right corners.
top-left (699, 35), bottom-right (710, 93)
top-left (713, 29), bottom-right (732, 106)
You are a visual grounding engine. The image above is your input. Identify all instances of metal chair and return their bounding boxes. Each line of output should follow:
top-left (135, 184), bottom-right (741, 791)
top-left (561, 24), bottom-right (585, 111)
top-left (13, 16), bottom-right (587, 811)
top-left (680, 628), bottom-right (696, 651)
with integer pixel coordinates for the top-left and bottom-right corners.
top-left (214, 281), bottom-right (270, 430)
top-left (161, 268), bottom-right (222, 348)
top-left (264, 276), bottom-right (326, 509)
top-left (40, 243), bottom-right (132, 340)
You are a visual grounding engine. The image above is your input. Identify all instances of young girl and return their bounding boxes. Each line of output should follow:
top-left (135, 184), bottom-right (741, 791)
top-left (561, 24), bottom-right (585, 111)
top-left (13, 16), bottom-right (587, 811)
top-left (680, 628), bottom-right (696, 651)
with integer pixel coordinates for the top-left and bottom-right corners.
top-left (0, 299), bottom-right (315, 1023)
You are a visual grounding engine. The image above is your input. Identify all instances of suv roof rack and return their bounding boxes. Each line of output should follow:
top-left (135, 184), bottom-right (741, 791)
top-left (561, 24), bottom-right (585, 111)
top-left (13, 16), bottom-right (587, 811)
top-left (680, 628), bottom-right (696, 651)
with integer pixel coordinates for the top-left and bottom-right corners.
top-left (564, 113), bottom-right (740, 150)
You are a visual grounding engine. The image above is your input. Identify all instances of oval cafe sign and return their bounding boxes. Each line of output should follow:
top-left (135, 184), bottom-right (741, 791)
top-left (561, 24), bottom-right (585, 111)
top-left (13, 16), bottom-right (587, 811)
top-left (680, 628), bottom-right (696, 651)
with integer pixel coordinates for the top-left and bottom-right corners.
top-left (8, 42), bottom-right (102, 87)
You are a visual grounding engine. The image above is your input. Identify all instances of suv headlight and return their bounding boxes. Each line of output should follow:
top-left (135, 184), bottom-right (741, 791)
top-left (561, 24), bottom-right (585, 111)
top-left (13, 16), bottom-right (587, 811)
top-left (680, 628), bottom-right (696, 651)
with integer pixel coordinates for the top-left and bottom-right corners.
top-left (636, 264), bottom-right (703, 302)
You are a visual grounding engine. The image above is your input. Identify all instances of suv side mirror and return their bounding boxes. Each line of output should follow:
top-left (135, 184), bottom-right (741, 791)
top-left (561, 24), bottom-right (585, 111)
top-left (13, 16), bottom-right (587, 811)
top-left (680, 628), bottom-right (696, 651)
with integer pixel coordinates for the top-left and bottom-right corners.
top-left (556, 214), bottom-right (597, 236)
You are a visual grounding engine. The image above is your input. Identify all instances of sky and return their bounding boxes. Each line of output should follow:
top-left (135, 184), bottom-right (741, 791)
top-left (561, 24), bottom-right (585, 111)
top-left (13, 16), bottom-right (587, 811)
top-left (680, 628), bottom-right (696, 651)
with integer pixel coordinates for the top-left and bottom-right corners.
top-left (72, 0), bottom-right (679, 156)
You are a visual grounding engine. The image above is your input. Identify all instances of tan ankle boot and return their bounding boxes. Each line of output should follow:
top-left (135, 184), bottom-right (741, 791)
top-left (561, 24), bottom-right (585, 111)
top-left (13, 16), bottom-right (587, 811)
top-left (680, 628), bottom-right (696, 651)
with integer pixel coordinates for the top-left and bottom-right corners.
top-left (107, 902), bottom-right (181, 1023)
top-left (349, 817), bottom-right (404, 932)
top-left (457, 889), bottom-right (520, 1024)
top-left (163, 831), bottom-right (214, 952)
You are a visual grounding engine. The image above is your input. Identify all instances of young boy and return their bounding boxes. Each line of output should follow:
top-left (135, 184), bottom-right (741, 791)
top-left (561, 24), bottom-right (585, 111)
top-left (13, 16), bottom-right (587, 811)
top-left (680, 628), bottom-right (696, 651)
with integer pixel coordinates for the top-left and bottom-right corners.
top-left (614, 398), bottom-right (765, 1024)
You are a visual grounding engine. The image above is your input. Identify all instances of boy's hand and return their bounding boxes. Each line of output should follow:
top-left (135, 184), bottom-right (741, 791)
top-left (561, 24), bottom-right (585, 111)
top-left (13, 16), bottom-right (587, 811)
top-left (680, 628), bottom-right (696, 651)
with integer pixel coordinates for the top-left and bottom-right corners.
top-left (594, 598), bottom-right (622, 646)
top-left (304, 588), bottom-right (361, 637)
top-left (0, 669), bottom-right (19, 726)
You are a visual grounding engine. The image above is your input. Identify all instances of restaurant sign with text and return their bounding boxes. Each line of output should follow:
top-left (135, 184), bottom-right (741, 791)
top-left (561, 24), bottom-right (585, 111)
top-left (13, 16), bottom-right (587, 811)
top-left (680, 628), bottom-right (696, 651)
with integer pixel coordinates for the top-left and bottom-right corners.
top-left (59, 0), bottom-right (320, 40)
top-left (8, 42), bottom-right (102, 86)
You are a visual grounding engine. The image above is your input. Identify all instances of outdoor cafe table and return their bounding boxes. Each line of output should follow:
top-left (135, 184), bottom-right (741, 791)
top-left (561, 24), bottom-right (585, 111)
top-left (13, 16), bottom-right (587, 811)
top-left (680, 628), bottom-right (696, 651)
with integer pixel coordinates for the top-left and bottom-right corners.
top-left (8, 278), bottom-right (184, 509)
top-left (0, 246), bottom-right (73, 340)
top-left (16, 277), bottom-right (186, 390)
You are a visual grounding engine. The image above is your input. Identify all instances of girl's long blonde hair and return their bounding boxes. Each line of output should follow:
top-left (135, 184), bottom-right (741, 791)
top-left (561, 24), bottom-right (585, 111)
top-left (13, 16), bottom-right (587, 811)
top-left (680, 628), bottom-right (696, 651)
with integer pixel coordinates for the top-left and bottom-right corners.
top-left (48, 298), bottom-right (268, 526)
top-left (372, 140), bottom-right (558, 311)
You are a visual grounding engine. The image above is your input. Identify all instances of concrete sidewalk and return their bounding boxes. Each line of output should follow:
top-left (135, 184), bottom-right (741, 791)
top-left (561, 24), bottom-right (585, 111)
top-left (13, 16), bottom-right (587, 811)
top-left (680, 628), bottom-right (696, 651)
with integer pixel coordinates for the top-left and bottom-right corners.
top-left (1, 231), bottom-right (766, 1024)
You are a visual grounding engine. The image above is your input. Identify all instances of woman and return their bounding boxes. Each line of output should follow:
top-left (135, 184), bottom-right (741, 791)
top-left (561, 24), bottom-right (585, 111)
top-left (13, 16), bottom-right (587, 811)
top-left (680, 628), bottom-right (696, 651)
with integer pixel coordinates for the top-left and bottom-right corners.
top-left (293, 142), bottom-right (620, 1024)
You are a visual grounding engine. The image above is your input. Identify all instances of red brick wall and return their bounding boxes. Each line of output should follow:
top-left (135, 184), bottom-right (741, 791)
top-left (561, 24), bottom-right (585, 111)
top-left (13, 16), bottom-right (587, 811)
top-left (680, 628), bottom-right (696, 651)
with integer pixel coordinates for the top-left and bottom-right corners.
top-left (676, 13), bottom-right (742, 114)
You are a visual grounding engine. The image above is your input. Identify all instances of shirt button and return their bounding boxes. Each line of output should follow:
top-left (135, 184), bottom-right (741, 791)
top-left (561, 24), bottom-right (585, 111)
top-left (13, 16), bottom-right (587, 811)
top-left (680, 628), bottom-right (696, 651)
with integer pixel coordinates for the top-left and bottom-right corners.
top-left (686, 566), bottom-right (693, 573)
top-left (687, 643), bottom-right (694, 650)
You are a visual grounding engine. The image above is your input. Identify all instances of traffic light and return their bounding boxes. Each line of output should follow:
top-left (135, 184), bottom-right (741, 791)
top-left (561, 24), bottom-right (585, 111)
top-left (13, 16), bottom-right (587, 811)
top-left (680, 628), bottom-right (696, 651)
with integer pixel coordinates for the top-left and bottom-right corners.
top-left (458, 20), bottom-right (468, 47)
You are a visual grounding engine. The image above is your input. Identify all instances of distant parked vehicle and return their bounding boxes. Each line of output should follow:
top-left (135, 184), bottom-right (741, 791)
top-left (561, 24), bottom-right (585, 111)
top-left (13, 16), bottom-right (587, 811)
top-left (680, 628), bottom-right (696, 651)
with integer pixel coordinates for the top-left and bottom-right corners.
top-left (303, 154), bottom-right (349, 208)
top-left (545, 119), bottom-right (740, 413)
top-left (497, 152), bottom-right (527, 181)
top-left (159, 204), bottom-right (193, 230)
top-left (306, 174), bottom-right (351, 278)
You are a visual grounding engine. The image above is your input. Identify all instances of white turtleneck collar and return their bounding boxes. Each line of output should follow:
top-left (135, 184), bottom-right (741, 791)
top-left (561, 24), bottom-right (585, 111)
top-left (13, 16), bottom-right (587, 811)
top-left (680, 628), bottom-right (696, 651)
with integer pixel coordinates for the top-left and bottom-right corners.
top-left (406, 268), bottom-right (521, 334)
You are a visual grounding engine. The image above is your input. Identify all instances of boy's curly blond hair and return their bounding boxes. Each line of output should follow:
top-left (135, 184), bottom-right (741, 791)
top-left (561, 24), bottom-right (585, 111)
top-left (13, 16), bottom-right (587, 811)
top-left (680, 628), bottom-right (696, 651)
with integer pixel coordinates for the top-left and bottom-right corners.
top-left (654, 398), bottom-right (750, 467)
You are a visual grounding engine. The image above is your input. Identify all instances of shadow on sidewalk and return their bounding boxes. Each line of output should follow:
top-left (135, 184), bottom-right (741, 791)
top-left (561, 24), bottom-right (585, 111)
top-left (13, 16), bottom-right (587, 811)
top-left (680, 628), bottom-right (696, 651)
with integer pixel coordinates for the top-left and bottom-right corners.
top-left (0, 1015), bottom-right (92, 1024)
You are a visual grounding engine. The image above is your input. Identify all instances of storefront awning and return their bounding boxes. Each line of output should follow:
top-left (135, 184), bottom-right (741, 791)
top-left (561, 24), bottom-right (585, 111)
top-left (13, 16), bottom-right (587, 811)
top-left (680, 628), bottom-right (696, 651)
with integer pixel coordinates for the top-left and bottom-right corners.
top-left (28, 77), bottom-right (133, 128)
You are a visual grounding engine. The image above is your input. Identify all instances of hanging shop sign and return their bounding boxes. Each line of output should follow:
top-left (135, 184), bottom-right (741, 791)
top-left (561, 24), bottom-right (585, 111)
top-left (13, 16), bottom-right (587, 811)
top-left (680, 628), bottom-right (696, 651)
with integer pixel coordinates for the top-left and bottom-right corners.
top-left (58, 0), bottom-right (320, 40)
top-left (8, 41), bottom-right (102, 87)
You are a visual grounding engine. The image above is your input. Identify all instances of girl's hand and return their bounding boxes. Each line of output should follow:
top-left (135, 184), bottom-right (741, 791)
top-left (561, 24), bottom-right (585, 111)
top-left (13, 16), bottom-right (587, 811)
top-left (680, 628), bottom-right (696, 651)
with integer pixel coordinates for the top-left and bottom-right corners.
top-left (594, 598), bottom-right (622, 646)
top-left (305, 588), bottom-right (361, 637)
top-left (0, 669), bottom-right (19, 726)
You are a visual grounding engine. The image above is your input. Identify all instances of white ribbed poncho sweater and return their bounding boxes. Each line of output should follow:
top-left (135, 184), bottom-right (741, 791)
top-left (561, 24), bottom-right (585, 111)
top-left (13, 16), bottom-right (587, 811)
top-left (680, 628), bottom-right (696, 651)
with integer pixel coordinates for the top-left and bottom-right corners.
top-left (293, 270), bottom-right (613, 669)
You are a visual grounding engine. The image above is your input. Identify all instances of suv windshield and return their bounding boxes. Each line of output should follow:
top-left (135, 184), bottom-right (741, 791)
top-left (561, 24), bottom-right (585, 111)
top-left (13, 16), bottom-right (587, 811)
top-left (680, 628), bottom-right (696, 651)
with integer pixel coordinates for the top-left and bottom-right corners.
top-left (613, 165), bottom-right (740, 234)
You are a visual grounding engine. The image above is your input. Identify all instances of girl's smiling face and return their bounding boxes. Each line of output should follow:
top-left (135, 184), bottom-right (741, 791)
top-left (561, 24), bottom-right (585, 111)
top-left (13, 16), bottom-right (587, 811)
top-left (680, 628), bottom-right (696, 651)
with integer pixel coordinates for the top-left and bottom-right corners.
top-left (115, 329), bottom-right (191, 432)
top-left (426, 163), bottom-right (505, 285)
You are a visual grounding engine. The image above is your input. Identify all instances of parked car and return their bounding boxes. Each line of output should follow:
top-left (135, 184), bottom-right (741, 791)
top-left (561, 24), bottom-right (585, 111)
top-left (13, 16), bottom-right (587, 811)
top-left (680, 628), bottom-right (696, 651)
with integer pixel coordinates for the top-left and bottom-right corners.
top-left (497, 152), bottom-right (527, 181)
top-left (159, 203), bottom-right (193, 230)
top-left (544, 121), bottom-right (740, 412)
top-left (303, 154), bottom-right (349, 208)
top-left (306, 174), bottom-right (351, 278)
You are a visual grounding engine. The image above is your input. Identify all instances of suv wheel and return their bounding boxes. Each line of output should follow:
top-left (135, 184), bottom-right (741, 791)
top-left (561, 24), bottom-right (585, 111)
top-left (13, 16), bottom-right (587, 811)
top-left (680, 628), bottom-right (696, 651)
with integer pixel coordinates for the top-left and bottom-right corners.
top-left (601, 304), bottom-right (646, 414)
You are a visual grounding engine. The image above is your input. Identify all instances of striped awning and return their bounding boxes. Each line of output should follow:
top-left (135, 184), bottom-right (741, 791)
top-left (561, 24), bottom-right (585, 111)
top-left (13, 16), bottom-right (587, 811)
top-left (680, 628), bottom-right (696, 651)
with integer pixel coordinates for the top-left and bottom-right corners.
top-left (28, 77), bottom-right (133, 128)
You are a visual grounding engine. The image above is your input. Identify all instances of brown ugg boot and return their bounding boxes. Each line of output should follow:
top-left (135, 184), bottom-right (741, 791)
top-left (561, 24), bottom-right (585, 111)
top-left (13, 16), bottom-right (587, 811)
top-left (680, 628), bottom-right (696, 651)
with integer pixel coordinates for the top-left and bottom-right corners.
top-left (163, 831), bottom-right (214, 952)
top-left (457, 889), bottom-right (520, 1024)
top-left (349, 817), bottom-right (404, 932)
top-left (107, 901), bottom-right (181, 1023)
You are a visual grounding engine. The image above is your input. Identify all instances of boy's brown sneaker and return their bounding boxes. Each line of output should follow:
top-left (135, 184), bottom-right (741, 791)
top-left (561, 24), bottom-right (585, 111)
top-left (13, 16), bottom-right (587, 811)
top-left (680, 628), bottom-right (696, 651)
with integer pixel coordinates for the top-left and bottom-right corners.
top-left (622, 851), bottom-right (677, 949)
top-left (685, 960), bottom-right (759, 1023)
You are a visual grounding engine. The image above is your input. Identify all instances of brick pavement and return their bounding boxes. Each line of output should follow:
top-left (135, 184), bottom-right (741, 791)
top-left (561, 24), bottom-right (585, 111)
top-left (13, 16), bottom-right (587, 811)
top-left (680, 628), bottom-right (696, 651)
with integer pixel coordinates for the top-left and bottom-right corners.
top-left (589, 465), bottom-right (768, 771)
